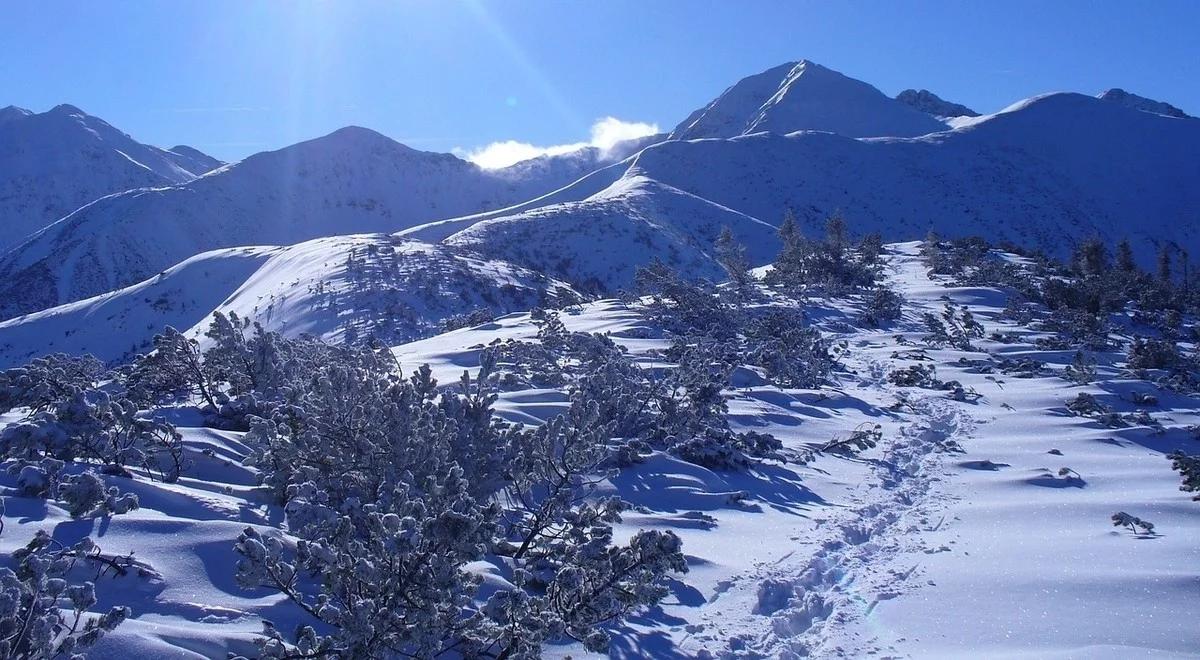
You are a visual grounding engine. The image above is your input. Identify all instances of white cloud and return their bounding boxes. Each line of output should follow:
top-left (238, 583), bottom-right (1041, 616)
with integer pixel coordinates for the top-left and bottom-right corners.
top-left (459, 117), bottom-right (659, 169)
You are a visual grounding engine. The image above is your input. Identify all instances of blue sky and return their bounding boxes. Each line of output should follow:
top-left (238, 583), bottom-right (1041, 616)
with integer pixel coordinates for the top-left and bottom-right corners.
top-left (3, 1), bottom-right (1197, 164)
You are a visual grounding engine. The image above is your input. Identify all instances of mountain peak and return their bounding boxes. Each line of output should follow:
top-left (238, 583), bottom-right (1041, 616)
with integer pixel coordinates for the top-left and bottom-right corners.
top-left (1098, 88), bottom-right (1191, 119)
top-left (48, 103), bottom-right (87, 117)
top-left (0, 105), bottom-right (33, 122)
top-left (896, 89), bottom-right (980, 118)
top-left (670, 60), bottom-right (948, 140)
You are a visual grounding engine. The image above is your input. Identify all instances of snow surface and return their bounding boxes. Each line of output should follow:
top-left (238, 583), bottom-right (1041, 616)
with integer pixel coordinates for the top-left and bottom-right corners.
top-left (0, 104), bottom-right (221, 251)
top-left (3, 244), bottom-right (1195, 658)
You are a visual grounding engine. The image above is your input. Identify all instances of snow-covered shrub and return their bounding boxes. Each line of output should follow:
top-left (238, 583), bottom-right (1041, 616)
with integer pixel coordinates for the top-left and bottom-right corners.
top-left (1126, 336), bottom-right (1182, 370)
top-left (0, 521), bottom-right (131, 659)
top-left (440, 308), bottom-right (496, 332)
top-left (766, 212), bottom-right (882, 293)
top-left (56, 471), bottom-right (140, 518)
top-left (922, 303), bottom-right (984, 350)
top-left (820, 423), bottom-right (882, 456)
top-left (743, 309), bottom-right (844, 389)
top-left (201, 393), bottom-right (268, 431)
top-left (0, 354), bottom-right (104, 415)
top-left (636, 260), bottom-right (740, 339)
top-left (715, 225), bottom-right (753, 290)
top-left (242, 347), bottom-right (462, 506)
top-left (1062, 351), bottom-right (1098, 385)
top-left (1066, 392), bottom-right (1107, 417)
top-left (861, 284), bottom-right (904, 327)
top-left (1167, 451), bottom-right (1200, 501)
top-left (1037, 308), bottom-right (1114, 350)
top-left (1111, 511), bottom-right (1155, 536)
top-left (1, 389), bottom-right (184, 484)
top-left (668, 428), bottom-right (785, 470)
top-left (237, 344), bottom-right (686, 657)
top-left (123, 326), bottom-right (218, 408)
top-left (888, 363), bottom-right (941, 389)
top-left (235, 466), bottom-right (498, 659)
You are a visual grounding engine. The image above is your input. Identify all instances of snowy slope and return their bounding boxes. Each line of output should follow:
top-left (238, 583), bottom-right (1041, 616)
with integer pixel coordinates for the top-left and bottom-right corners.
top-left (0, 246), bottom-right (280, 367)
top-left (3, 244), bottom-right (1195, 658)
top-left (0, 104), bottom-right (222, 251)
top-left (444, 176), bottom-right (781, 293)
top-left (670, 60), bottom-right (948, 140)
top-left (0, 235), bottom-right (578, 368)
top-left (443, 90), bottom-right (1199, 295)
top-left (1098, 88), bottom-right (1193, 118)
top-left (0, 127), bottom-right (617, 319)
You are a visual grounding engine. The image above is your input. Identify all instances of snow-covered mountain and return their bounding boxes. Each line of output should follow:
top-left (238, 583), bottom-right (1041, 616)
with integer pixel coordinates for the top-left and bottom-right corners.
top-left (896, 88), bottom-right (980, 118)
top-left (0, 127), bottom-right (631, 319)
top-left (670, 60), bottom-right (949, 140)
top-left (435, 90), bottom-right (1198, 293)
top-left (1098, 88), bottom-right (1193, 118)
top-left (165, 144), bottom-right (224, 175)
top-left (0, 234), bottom-right (577, 368)
top-left (444, 175), bottom-right (781, 293)
top-left (0, 104), bottom-right (222, 251)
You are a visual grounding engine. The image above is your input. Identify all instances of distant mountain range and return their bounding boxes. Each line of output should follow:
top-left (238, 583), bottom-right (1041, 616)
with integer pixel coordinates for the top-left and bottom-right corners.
top-left (0, 59), bottom-right (1195, 362)
top-left (0, 103), bottom-right (221, 251)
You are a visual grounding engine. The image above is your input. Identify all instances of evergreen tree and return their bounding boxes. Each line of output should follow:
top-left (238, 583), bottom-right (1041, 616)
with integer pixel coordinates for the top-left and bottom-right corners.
top-left (1074, 237), bottom-right (1109, 277)
top-left (714, 226), bottom-right (752, 288)
top-left (778, 208), bottom-right (800, 250)
top-left (1116, 238), bottom-right (1136, 272)
top-left (1158, 245), bottom-right (1173, 283)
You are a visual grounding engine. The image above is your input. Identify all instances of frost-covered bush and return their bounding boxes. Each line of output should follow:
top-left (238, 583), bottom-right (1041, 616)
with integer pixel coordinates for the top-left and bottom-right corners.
top-left (0, 354), bottom-right (104, 415)
top-left (1111, 511), bottom-right (1155, 536)
top-left (440, 308), bottom-right (496, 332)
top-left (922, 303), bottom-right (984, 350)
top-left (1126, 337), bottom-right (1182, 370)
top-left (636, 261), bottom-right (740, 339)
top-left (1066, 392), bottom-right (1107, 417)
top-left (714, 225), bottom-right (753, 290)
top-left (743, 309), bottom-right (844, 389)
top-left (667, 428), bottom-right (784, 470)
top-left (125, 314), bottom-right (336, 410)
top-left (861, 284), bottom-right (904, 327)
top-left (1, 388), bottom-right (184, 485)
top-left (123, 326), bottom-right (218, 408)
top-left (56, 471), bottom-right (140, 518)
top-left (237, 343), bottom-right (686, 657)
top-left (820, 423), bottom-right (882, 455)
top-left (1062, 351), bottom-right (1098, 385)
top-left (0, 518), bottom-right (131, 659)
top-left (234, 466), bottom-right (498, 659)
top-left (242, 347), bottom-right (463, 506)
top-left (1037, 308), bottom-right (1114, 350)
top-left (888, 363), bottom-right (941, 389)
top-left (1167, 451), bottom-right (1200, 501)
top-left (766, 212), bottom-right (882, 294)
